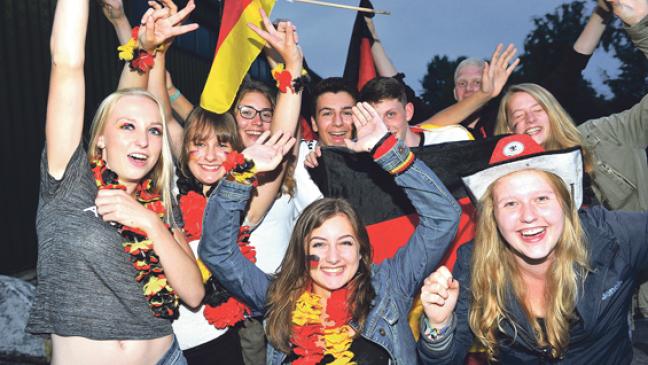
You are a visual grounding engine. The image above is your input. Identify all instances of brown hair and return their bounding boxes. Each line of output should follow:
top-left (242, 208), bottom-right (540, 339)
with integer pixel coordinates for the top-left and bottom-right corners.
top-left (265, 198), bottom-right (375, 352)
top-left (178, 107), bottom-right (243, 180)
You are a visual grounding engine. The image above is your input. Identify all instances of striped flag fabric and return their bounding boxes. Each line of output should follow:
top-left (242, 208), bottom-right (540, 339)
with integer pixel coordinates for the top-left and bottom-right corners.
top-left (342, 0), bottom-right (377, 91)
top-left (200, 0), bottom-right (276, 113)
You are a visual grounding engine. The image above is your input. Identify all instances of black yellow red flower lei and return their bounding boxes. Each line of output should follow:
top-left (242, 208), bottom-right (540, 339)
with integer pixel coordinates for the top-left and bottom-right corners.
top-left (177, 172), bottom-right (257, 329)
top-left (291, 287), bottom-right (355, 365)
top-left (91, 159), bottom-right (179, 320)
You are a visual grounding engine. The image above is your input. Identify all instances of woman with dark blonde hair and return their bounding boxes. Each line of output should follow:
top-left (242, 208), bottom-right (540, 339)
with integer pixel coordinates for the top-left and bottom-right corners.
top-left (493, 0), bottom-right (648, 211)
top-left (418, 134), bottom-right (648, 364)
top-left (199, 102), bottom-right (461, 364)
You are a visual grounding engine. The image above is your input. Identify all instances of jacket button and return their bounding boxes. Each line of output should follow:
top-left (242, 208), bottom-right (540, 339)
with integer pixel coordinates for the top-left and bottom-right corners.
top-left (379, 328), bottom-right (386, 336)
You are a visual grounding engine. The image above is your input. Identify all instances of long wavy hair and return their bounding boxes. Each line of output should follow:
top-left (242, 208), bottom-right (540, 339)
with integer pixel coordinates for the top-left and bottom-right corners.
top-left (495, 83), bottom-right (594, 174)
top-left (178, 106), bottom-right (243, 181)
top-left (265, 198), bottom-right (376, 353)
top-left (469, 169), bottom-right (590, 361)
top-left (87, 88), bottom-right (175, 222)
top-left (231, 79), bottom-right (296, 196)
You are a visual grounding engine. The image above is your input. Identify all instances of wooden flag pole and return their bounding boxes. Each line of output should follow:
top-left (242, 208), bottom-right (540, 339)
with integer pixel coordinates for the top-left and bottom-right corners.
top-left (287, 0), bottom-right (390, 15)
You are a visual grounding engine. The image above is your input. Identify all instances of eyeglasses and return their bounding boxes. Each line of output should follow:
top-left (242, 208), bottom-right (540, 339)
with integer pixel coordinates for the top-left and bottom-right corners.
top-left (237, 105), bottom-right (274, 123)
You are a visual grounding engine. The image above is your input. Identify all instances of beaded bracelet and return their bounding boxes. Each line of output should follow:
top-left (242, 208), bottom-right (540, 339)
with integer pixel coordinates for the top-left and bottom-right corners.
top-left (271, 64), bottom-right (310, 94)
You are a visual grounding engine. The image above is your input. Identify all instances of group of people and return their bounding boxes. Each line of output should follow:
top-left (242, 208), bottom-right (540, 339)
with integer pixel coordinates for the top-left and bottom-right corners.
top-left (26, 0), bottom-right (648, 364)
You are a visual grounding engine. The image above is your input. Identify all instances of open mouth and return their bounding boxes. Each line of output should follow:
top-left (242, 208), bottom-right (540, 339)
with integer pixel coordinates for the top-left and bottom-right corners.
top-left (199, 164), bottom-right (221, 172)
top-left (128, 153), bottom-right (149, 166)
top-left (525, 127), bottom-right (542, 135)
top-left (320, 266), bottom-right (344, 274)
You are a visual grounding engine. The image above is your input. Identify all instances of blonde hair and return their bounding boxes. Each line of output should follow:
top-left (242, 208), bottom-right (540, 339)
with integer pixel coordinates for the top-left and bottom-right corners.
top-left (469, 169), bottom-right (590, 360)
top-left (495, 83), bottom-right (594, 173)
top-left (87, 88), bottom-right (175, 223)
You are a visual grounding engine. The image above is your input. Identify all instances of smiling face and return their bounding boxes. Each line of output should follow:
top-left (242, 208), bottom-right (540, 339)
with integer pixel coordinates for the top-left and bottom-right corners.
top-left (506, 92), bottom-right (551, 146)
top-left (370, 98), bottom-right (414, 141)
top-left (454, 64), bottom-right (483, 101)
top-left (312, 91), bottom-right (355, 147)
top-left (187, 132), bottom-right (232, 187)
top-left (492, 170), bottom-right (565, 265)
top-left (235, 91), bottom-right (273, 147)
top-left (97, 95), bottom-right (163, 188)
top-left (307, 213), bottom-right (361, 296)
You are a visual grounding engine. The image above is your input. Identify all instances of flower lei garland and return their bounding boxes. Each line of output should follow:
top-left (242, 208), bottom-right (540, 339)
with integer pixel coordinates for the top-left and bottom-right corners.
top-left (291, 288), bottom-right (356, 365)
top-left (117, 26), bottom-right (161, 74)
top-left (90, 159), bottom-right (179, 320)
top-left (176, 166), bottom-right (257, 329)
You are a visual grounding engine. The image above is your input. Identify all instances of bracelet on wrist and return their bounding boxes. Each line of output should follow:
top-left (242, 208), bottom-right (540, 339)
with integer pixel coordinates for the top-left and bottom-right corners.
top-left (116, 26), bottom-right (163, 74)
top-left (222, 151), bottom-right (257, 186)
top-left (271, 64), bottom-right (310, 94)
top-left (423, 316), bottom-right (452, 341)
top-left (169, 88), bottom-right (182, 103)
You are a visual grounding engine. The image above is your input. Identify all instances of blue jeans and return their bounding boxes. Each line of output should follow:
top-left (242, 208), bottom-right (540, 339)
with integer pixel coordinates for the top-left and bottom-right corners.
top-left (157, 336), bottom-right (187, 365)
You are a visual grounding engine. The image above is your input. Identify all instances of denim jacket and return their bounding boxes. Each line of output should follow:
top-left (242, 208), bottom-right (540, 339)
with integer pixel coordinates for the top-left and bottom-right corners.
top-left (199, 139), bottom-right (461, 364)
top-left (418, 206), bottom-right (648, 364)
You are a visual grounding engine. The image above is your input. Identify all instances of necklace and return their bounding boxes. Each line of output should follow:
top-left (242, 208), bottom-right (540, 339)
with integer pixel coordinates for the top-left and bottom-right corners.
top-left (177, 174), bottom-right (257, 328)
top-left (291, 287), bottom-right (355, 364)
top-left (91, 159), bottom-right (179, 320)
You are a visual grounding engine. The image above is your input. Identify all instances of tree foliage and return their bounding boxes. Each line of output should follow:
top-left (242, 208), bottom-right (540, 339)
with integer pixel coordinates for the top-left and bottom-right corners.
top-left (420, 0), bottom-right (648, 124)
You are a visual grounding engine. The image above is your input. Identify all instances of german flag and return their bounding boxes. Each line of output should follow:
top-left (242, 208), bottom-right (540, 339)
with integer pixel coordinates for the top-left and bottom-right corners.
top-left (200, 0), bottom-right (275, 113)
top-left (342, 0), bottom-right (376, 91)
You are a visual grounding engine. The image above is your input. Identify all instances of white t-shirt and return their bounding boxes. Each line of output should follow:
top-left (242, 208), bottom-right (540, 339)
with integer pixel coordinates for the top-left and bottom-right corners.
top-left (248, 193), bottom-right (297, 274)
top-left (293, 140), bottom-right (324, 216)
top-left (172, 240), bottom-right (228, 350)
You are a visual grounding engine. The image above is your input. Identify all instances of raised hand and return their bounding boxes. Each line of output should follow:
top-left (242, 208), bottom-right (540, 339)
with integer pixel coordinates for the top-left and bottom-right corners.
top-left (607, 0), bottom-right (648, 25)
top-left (304, 145), bottom-right (322, 168)
top-left (481, 43), bottom-right (519, 98)
top-left (138, 0), bottom-right (199, 52)
top-left (420, 266), bottom-right (460, 329)
top-left (242, 131), bottom-right (296, 173)
top-left (344, 102), bottom-right (389, 153)
top-left (248, 9), bottom-right (303, 71)
top-left (99, 0), bottom-right (126, 21)
top-left (95, 189), bottom-right (162, 232)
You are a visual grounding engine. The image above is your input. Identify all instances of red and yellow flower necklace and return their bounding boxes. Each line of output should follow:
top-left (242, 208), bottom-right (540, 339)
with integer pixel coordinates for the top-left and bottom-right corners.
top-left (177, 151), bottom-right (257, 328)
top-left (90, 159), bottom-right (179, 319)
top-left (291, 287), bottom-right (356, 365)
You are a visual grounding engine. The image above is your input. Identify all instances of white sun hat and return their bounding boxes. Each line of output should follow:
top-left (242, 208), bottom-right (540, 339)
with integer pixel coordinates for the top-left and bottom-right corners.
top-left (461, 134), bottom-right (584, 208)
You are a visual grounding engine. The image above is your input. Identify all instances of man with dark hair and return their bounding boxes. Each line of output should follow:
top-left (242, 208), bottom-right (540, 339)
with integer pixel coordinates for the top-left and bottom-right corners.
top-left (359, 77), bottom-right (471, 147)
top-left (309, 77), bottom-right (358, 147)
top-left (294, 77), bottom-right (358, 214)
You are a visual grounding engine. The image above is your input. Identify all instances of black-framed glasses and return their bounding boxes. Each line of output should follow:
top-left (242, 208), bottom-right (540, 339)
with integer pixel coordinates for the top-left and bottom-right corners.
top-left (237, 105), bottom-right (274, 123)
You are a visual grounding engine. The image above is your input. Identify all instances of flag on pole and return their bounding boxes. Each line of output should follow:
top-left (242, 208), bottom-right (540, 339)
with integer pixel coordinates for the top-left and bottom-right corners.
top-left (342, 0), bottom-right (376, 91)
top-left (200, 0), bottom-right (276, 113)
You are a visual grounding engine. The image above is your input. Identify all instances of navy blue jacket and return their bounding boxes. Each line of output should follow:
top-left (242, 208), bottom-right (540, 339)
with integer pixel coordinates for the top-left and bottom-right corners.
top-left (419, 206), bottom-right (648, 364)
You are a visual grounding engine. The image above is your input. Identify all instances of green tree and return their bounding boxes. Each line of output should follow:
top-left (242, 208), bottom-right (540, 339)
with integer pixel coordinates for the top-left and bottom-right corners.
top-left (420, 55), bottom-right (465, 115)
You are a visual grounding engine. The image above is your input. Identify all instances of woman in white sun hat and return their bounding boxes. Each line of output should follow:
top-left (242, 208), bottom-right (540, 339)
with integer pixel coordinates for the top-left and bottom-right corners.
top-left (417, 134), bottom-right (648, 364)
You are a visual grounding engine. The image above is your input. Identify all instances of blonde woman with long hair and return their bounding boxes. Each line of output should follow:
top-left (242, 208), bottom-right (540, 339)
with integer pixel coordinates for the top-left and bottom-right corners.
top-left (494, 0), bottom-right (648, 211)
top-left (25, 1), bottom-right (206, 364)
top-left (418, 134), bottom-right (648, 364)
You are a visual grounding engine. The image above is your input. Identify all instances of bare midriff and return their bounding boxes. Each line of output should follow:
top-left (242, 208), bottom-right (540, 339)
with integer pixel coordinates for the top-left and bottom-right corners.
top-left (51, 334), bottom-right (173, 365)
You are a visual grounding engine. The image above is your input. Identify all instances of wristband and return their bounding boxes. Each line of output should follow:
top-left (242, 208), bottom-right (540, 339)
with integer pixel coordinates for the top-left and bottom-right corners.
top-left (271, 64), bottom-right (310, 94)
top-left (423, 316), bottom-right (452, 341)
top-left (222, 151), bottom-right (257, 186)
top-left (169, 88), bottom-right (182, 103)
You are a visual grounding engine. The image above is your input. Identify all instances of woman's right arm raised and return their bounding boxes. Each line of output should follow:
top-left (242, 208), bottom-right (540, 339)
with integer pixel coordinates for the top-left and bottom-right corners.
top-left (46, 0), bottom-right (88, 179)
